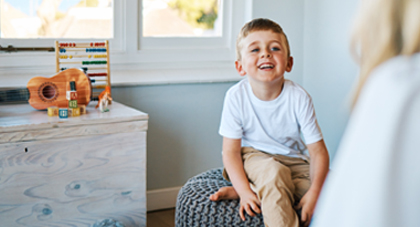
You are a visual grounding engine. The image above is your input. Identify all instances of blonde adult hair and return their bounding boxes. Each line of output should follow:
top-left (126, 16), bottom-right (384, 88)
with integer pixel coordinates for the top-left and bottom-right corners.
top-left (236, 18), bottom-right (291, 60)
top-left (350, 0), bottom-right (420, 106)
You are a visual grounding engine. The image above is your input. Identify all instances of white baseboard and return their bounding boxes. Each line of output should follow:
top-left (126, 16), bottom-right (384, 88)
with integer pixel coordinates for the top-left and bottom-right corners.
top-left (147, 186), bottom-right (182, 212)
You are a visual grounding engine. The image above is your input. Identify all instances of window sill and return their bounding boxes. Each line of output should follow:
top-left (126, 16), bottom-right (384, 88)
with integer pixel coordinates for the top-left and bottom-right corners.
top-left (0, 61), bottom-right (241, 88)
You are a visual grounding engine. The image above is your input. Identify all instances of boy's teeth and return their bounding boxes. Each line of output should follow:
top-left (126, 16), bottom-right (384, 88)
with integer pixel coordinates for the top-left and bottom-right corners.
top-left (259, 64), bottom-right (274, 69)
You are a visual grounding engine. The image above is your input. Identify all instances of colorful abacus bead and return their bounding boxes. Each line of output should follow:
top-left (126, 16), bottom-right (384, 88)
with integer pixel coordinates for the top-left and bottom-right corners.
top-left (86, 48), bottom-right (106, 52)
top-left (82, 60), bottom-right (107, 65)
top-left (87, 72), bottom-right (108, 77)
top-left (95, 42), bottom-right (105, 47)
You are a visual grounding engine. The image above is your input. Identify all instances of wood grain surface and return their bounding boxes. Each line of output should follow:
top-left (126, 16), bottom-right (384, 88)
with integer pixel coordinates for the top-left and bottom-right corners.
top-left (0, 132), bottom-right (146, 227)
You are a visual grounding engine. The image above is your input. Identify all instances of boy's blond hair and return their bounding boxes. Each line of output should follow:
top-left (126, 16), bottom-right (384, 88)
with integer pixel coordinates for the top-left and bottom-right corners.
top-left (350, 0), bottom-right (420, 106)
top-left (236, 18), bottom-right (291, 60)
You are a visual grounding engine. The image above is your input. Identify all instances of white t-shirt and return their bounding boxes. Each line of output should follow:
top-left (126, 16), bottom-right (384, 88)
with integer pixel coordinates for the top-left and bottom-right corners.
top-left (219, 78), bottom-right (323, 159)
top-left (311, 53), bottom-right (420, 227)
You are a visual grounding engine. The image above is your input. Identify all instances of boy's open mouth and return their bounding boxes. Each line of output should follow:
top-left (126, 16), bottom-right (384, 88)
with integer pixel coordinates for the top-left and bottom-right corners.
top-left (258, 63), bottom-right (274, 69)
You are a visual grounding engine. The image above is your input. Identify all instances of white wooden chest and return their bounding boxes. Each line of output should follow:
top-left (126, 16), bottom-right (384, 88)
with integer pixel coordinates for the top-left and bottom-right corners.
top-left (0, 102), bottom-right (148, 227)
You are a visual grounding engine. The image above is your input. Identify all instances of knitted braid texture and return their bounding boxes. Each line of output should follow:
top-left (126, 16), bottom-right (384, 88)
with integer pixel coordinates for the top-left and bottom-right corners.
top-left (175, 168), bottom-right (264, 227)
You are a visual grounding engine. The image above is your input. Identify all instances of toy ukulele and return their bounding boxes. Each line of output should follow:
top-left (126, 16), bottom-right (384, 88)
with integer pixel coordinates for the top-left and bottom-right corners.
top-left (0, 68), bottom-right (91, 110)
top-left (95, 85), bottom-right (112, 112)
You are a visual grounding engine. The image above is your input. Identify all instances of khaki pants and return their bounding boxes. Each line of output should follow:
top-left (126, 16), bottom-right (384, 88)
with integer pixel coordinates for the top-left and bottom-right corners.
top-left (223, 147), bottom-right (311, 227)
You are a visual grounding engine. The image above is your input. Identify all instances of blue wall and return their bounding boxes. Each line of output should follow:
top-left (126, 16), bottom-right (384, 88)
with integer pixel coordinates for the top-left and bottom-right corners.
top-left (112, 82), bottom-right (234, 190)
top-left (302, 0), bottom-right (358, 159)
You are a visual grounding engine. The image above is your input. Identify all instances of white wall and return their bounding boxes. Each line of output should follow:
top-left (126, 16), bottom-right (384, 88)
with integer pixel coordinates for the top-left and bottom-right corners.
top-left (302, 0), bottom-right (359, 159)
top-left (253, 0), bottom-right (305, 85)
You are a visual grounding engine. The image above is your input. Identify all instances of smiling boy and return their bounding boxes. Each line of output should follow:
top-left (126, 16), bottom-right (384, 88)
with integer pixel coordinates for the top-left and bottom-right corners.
top-left (209, 18), bottom-right (330, 227)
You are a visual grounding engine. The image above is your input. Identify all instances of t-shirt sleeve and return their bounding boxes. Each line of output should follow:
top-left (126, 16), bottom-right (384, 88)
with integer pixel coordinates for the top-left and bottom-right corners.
top-left (297, 93), bottom-right (323, 144)
top-left (219, 89), bottom-right (243, 139)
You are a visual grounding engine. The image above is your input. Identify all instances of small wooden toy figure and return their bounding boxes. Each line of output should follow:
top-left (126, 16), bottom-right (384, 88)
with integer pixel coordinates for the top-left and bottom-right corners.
top-left (95, 86), bottom-right (112, 112)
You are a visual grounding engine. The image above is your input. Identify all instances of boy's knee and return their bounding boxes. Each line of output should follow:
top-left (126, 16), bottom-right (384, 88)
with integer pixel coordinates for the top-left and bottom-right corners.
top-left (267, 159), bottom-right (292, 178)
top-left (257, 161), bottom-right (293, 186)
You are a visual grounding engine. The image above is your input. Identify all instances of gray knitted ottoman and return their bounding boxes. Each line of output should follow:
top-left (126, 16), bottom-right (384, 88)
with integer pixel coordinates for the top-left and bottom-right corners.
top-left (175, 168), bottom-right (264, 227)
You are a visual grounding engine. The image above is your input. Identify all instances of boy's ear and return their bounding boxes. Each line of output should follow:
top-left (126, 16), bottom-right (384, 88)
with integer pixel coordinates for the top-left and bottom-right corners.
top-left (235, 60), bottom-right (247, 76)
top-left (286, 56), bottom-right (294, 72)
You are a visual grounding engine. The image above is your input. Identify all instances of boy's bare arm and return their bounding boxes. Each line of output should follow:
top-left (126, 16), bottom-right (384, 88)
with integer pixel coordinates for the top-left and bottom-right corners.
top-left (296, 139), bottom-right (330, 227)
top-left (222, 137), bottom-right (261, 221)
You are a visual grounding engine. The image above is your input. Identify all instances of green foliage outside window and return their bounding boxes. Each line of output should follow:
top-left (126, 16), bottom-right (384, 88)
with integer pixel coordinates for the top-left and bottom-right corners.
top-left (76, 0), bottom-right (99, 7)
top-left (55, 0), bottom-right (99, 20)
top-left (168, 0), bottom-right (219, 29)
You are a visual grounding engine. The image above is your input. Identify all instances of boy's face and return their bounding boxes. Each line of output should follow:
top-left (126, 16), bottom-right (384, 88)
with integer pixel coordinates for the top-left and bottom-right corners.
top-left (235, 30), bottom-right (293, 84)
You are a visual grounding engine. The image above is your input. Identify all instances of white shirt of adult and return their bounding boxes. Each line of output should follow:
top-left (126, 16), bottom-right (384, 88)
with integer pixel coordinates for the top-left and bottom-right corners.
top-left (311, 53), bottom-right (420, 227)
top-left (219, 78), bottom-right (323, 159)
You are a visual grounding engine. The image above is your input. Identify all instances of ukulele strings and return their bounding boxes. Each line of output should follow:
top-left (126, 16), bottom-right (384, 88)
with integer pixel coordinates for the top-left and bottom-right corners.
top-left (0, 69), bottom-right (109, 98)
top-left (0, 87), bottom-right (97, 99)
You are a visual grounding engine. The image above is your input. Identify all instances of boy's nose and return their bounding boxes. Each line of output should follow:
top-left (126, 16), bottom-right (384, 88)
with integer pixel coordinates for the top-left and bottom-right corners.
top-left (261, 52), bottom-right (271, 58)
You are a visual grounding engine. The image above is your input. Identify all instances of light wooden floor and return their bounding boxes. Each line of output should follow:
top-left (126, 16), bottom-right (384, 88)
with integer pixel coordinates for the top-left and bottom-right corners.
top-left (147, 208), bottom-right (175, 227)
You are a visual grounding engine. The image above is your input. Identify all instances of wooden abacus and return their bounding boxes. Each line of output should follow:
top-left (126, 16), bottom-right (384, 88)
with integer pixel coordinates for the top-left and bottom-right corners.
top-left (55, 41), bottom-right (111, 101)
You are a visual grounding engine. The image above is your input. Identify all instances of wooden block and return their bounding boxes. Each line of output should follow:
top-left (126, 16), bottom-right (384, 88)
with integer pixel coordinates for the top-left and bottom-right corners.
top-left (70, 91), bottom-right (78, 100)
top-left (68, 107), bottom-right (80, 117)
top-left (47, 107), bottom-right (59, 116)
top-left (79, 105), bottom-right (86, 114)
top-left (66, 91), bottom-right (78, 100)
top-left (68, 100), bottom-right (78, 108)
top-left (59, 108), bottom-right (68, 118)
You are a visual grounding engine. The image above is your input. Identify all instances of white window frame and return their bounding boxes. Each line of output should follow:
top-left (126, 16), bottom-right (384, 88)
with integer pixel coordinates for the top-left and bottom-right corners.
top-left (0, 0), bottom-right (252, 87)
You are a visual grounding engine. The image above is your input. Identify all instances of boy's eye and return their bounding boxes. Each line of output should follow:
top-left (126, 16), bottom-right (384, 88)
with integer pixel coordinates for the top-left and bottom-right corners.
top-left (271, 47), bottom-right (280, 51)
top-left (251, 48), bottom-right (259, 52)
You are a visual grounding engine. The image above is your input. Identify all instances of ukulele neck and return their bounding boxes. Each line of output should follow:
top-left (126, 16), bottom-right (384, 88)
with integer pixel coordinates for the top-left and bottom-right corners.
top-left (0, 88), bottom-right (30, 104)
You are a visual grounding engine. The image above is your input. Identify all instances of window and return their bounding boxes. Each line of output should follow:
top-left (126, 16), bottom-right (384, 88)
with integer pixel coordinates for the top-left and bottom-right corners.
top-left (1, 0), bottom-right (113, 39)
top-left (143, 0), bottom-right (222, 38)
top-left (0, 0), bottom-right (251, 86)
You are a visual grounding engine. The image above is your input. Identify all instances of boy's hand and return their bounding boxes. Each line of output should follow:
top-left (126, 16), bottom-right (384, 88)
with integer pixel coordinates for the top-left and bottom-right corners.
top-left (295, 189), bottom-right (318, 227)
top-left (299, 139), bottom-right (329, 226)
top-left (238, 190), bottom-right (261, 221)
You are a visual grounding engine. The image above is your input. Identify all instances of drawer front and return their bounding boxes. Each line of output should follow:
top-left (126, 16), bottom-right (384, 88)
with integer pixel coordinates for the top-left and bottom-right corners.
top-left (0, 120), bottom-right (148, 144)
top-left (0, 131), bottom-right (146, 227)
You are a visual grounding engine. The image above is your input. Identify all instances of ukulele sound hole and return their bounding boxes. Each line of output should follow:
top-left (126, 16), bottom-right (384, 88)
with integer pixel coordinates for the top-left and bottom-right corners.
top-left (42, 85), bottom-right (56, 100)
